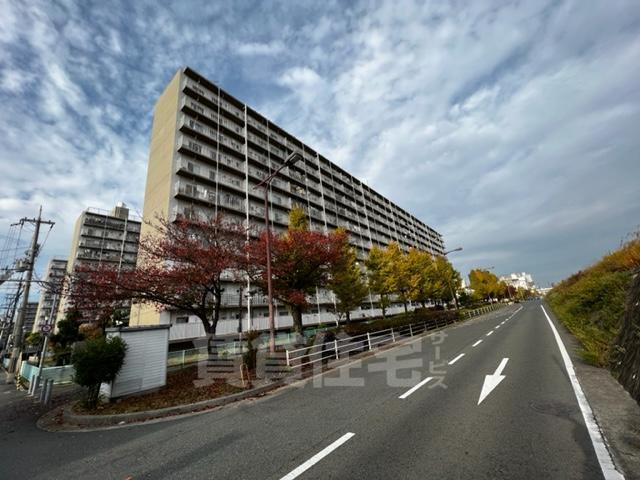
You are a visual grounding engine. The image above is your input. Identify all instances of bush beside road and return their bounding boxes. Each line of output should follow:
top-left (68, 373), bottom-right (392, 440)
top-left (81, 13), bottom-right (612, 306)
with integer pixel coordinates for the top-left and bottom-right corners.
top-left (547, 234), bottom-right (640, 403)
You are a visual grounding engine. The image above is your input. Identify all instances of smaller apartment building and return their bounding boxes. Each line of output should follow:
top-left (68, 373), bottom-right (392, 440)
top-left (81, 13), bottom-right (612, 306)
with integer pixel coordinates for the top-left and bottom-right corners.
top-left (19, 302), bottom-right (38, 334)
top-left (56, 203), bottom-right (141, 324)
top-left (32, 258), bottom-right (67, 332)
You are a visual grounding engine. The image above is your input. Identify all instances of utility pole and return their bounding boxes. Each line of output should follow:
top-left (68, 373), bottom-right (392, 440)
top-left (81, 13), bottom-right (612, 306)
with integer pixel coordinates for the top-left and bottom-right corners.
top-left (6, 207), bottom-right (54, 383)
top-left (0, 279), bottom-right (24, 357)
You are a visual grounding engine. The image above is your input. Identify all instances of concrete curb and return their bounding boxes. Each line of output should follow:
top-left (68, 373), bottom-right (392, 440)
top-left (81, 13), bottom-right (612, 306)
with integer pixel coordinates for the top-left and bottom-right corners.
top-left (62, 380), bottom-right (285, 428)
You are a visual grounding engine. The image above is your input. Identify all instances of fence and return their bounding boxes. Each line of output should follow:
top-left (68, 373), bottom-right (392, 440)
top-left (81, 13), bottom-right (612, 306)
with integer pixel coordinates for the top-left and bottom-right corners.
top-left (167, 304), bottom-right (505, 369)
top-left (19, 362), bottom-right (75, 385)
top-left (461, 303), bottom-right (503, 319)
top-left (167, 326), bottom-right (331, 369)
top-left (285, 303), bottom-right (506, 369)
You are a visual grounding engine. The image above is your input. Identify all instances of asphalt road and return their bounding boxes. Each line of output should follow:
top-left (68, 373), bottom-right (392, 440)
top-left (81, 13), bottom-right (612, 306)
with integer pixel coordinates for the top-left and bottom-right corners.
top-left (0, 301), bottom-right (618, 479)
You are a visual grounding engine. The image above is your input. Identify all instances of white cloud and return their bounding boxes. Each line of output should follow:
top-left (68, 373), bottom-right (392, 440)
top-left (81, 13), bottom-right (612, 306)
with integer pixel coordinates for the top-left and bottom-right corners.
top-left (234, 40), bottom-right (285, 56)
top-left (0, 0), bottom-right (639, 293)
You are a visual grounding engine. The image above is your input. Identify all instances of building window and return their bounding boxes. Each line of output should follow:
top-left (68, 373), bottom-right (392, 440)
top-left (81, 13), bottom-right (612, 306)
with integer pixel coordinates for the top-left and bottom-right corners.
top-left (175, 316), bottom-right (189, 324)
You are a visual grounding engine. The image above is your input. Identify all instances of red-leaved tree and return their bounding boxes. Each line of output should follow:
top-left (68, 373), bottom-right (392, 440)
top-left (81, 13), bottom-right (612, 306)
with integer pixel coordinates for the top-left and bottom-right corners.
top-left (68, 215), bottom-right (246, 337)
top-left (245, 222), bottom-right (346, 334)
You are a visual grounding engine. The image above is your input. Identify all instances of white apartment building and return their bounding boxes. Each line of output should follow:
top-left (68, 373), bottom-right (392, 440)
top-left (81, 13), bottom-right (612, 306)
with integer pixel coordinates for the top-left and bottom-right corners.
top-left (132, 66), bottom-right (446, 342)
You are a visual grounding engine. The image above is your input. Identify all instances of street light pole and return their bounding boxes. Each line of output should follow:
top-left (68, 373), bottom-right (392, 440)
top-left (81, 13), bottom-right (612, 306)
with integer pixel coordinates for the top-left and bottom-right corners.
top-left (254, 152), bottom-right (303, 353)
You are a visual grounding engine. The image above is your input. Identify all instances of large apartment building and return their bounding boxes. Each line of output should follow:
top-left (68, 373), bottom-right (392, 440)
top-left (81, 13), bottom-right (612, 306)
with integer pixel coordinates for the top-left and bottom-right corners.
top-left (32, 258), bottom-right (67, 332)
top-left (132, 66), bottom-right (445, 341)
top-left (57, 204), bottom-right (141, 324)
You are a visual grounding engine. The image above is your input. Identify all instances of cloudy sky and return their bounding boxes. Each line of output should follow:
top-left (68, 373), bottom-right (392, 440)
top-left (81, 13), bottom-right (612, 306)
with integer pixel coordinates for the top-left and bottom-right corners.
top-left (1, 0), bottom-right (639, 294)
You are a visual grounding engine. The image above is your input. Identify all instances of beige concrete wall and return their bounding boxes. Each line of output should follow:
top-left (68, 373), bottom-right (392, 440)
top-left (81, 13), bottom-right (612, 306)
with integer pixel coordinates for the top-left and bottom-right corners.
top-left (130, 68), bottom-right (182, 326)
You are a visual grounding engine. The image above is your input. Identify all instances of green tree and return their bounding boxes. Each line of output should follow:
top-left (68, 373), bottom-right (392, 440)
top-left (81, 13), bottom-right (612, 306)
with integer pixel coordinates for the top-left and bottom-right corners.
top-left (406, 249), bottom-right (449, 306)
top-left (72, 336), bottom-right (127, 408)
top-left (288, 204), bottom-right (309, 231)
top-left (330, 237), bottom-right (368, 323)
top-left (24, 332), bottom-right (42, 347)
top-left (49, 310), bottom-right (84, 365)
top-left (365, 246), bottom-right (392, 318)
top-left (469, 269), bottom-right (500, 302)
top-left (383, 242), bottom-right (412, 313)
top-left (433, 256), bottom-right (462, 308)
top-left (407, 248), bottom-right (434, 307)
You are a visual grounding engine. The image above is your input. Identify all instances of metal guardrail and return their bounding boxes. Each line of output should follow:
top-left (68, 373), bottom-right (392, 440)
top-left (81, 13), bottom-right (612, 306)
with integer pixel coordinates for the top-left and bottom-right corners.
top-left (285, 303), bottom-right (505, 369)
top-left (167, 326), bottom-right (332, 369)
top-left (166, 303), bottom-right (506, 370)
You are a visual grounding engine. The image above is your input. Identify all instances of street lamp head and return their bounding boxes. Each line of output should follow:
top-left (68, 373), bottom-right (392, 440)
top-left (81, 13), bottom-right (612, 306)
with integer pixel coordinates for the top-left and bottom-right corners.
top-left (284, 152), bottom-right (303, 167)
top-left (444, 246), bottom-right (463, 256)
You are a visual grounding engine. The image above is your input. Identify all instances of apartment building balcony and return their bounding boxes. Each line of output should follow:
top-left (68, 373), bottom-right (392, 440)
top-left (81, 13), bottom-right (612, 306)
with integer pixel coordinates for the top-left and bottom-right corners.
top-left (247, 147), bottom-right (271, 168)
top-left (182, 77), bottom-right (244, 122)
top-left (178, 107), bottom-right (245, 154)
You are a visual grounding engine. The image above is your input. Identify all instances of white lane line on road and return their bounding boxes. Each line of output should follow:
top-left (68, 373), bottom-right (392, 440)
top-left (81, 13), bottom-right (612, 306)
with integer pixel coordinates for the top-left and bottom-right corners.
top-left (486, 331), bottom-right (494, 336)
top-left (280, 432), bottom-right (356, 480)
top-left (540, 305), bottom-right (625, 480)
top-left (399, 377), bottom-right (434, 399)
top-left (495, 325), bottom-right (501, 329)
top-left (472, 339), bottom-right (483, 347)
top-left (448, 353), bottom-right (465, 365)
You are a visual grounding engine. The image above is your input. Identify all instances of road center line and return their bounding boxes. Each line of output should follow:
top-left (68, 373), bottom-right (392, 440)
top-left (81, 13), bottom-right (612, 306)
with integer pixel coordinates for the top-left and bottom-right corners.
top-left (540, 305), bottom-right (624, 480)
top-left (448, 353), bottom-right (465, 365)
top-left (399, 377), bottom-right (433, 399)
top-left (280, 432), bottom-right (356, 480)
top-left (486, 331), bottom-right (494, 336)
top-left (495, 325), bottom-right (501, 329)
top-left (472, 339), bottom-right (483, 347)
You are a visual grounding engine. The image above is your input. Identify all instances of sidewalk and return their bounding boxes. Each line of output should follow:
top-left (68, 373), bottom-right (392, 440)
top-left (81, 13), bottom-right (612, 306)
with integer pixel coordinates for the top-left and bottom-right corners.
top-left (0, 373), bottom-right (80, 436)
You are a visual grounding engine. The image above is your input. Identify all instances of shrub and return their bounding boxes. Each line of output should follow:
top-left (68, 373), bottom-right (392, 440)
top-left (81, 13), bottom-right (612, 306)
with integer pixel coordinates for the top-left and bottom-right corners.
top-left (72, 336), bottom-right (127, 408)
top-left (342, 310), bottom-right (460, 336)
top-left (24, 332), bottom-right (42, 347)
top-left (50, 312), bottom-right (84, 365)
top-left (547, 236), bottom-right (640, 366)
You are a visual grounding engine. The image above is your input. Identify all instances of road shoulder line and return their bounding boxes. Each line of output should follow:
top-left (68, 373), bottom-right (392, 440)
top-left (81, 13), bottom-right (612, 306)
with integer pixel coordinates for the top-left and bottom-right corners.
top-left (540, 305), bottom-right (624, 480)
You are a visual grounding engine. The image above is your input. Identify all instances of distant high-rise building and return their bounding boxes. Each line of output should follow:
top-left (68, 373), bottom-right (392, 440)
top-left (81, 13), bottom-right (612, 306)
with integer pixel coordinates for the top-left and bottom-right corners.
top-left (132, 66), bottom-right (445, 341)
top-left (33, 258), bottom-right (67, 332)
top-left (500, 272), bottom-right (536, 291)
top-left (19, 301), bottom-right (38, 334)
top-left (57, 203), bottom-right (141, 323)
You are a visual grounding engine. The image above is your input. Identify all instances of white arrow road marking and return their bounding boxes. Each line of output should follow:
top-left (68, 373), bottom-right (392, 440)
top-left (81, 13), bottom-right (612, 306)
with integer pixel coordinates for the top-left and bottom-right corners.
top-left (280, 432), bottom-right (355, 480)
top-left (478, 358), bottom-right (509, 405)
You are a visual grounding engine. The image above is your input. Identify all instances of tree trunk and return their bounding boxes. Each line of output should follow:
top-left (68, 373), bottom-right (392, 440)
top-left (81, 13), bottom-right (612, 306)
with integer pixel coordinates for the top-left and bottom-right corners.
top-left (346, 311), bottom-right (351, 324)
top-left (611, 270), bottom-right (640, 403)
top-left (201, 290), bottom-right (221, 356)
top-left (403, 298), bottom-right (408, 314)
top-left (292, 306), bottom-right (304, 335)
